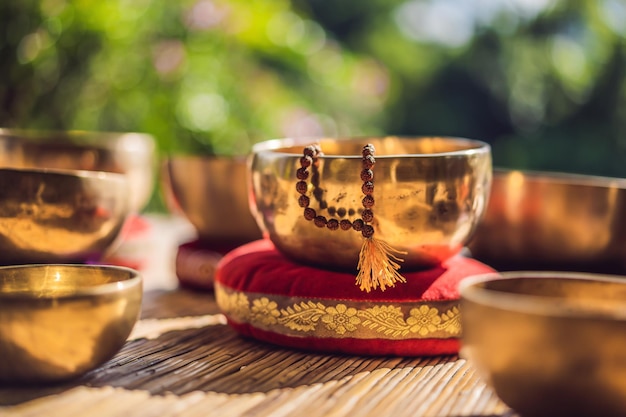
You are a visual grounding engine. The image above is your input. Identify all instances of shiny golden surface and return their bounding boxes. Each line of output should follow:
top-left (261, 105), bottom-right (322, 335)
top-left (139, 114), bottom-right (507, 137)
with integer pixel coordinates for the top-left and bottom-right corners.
top-left (460, 272), bottom-right (626, 417)
top-left (0, 129), bottom-right (156, 213)
top-left (0, 168), bottom-right (130, 264)
top-left (0, 264), bottom-right (142, 384)
top-left (468, 169), bottom-right (626, 273)
top-left (165, 155), bottom-right (262, 243)
top-left (249, 136), bottom-right (492, 270)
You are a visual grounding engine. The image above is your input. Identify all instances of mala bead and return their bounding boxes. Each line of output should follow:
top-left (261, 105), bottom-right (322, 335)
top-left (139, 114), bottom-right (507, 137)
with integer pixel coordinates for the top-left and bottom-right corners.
top-left (296, 181), bottom-right (308, 194)
top-left (296, 167), bottom-right (309, 180)
top-left (303, 145), bottom-right (317, 157)
top-left (327, 218), bottom-right (339, 230)
top-left (352, 218), bottom-right (364, 231)
top-left (304, 207), bottom-right (316, 220)
top-left (340, 219), bottom-right (352, 230)
top-left (337, 207), bottom-right (347, 217)
top-left (311, 170), bottom-right (319, 181)
top-left (362, 154), bottom-right (375, 169)
top-left (300, 155), bottom-right (313, 168)
top-left (361, 181), bottom-right (374, 195)
top-left (360, 145), bottom-right (376, 225)
top-left (298, 195), bottom-right (310, 208)
top-left (360, 169), bottom-right (373, 182)
top-left (314, 215), bottom-right (327, 228)
top-left (362, 144), bottom-right (375, 156)
top-left (361, 224), bottom-right (375, 238)
top-left (312, 186), bottom-right (324, 200)
top-left (301, 143), bottom-right (331, 223)
top-left (312, 153), bottom-right (322, 167)
top-left (361, 209), bottom-right (374, 223)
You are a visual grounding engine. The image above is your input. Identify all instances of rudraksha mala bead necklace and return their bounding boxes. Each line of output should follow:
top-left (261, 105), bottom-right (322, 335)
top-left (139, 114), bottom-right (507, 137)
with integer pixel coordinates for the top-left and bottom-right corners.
top-left (296, 143), bottom-right (406, 292)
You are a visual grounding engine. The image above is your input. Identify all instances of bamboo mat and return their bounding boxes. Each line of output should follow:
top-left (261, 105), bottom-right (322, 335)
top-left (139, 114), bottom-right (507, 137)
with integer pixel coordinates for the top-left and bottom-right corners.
top-left (0, 215), bottom-right (518, 417)
top-left (0, 288), bottom-right (517, 417)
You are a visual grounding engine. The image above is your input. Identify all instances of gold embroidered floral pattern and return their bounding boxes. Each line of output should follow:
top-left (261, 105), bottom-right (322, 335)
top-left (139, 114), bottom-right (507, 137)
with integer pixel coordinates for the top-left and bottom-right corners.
top-left (251, 297), bottom-right (280, 325)
top-left (322, 304), bottom-right (361, 335)
top-left (407, 305), bottom-right (442, 336)
top-left (279, 301), bottom-right (326, 332)
top-left (359, 305), bottom-right (410, 337)
top-left (440, 306), bottom-right (461, 334)
top-left (219, 291), bottom-right (251, 321)
top-left (215, 284), bottom-right (461, 340)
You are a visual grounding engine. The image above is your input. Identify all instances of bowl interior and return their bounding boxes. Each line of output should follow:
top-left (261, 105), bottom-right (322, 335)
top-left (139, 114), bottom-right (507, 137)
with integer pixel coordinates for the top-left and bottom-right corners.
top-left (0, 264), bottom-right (141, 298)
top-left (258, 136), bottom-right (488, 157)
top-left (0, 167), bottom-right (131, 264)
top-left (0, 129), bottom-right (155, 213)
top-left (461, 272), bottom-right (626, 317)
top-left (460, 272), bottom-right (626, 417)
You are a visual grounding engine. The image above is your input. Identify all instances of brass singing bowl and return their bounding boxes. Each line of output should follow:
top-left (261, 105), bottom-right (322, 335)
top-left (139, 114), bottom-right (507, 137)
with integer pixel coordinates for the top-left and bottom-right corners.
top-left (0, 168), bottom-right (130, 265)
top-left (468, 169), bottom-right (626, 273)
top-left (460, 271), bottom-right (626, 417)
top-left (0, 264), bottom-right (142, 384)
top-left (164, 155), bottom-right (263, 244)
top-left (249, 136), bottom-right (492, 270)
top-left (0, 128), bottom-right (156, 213)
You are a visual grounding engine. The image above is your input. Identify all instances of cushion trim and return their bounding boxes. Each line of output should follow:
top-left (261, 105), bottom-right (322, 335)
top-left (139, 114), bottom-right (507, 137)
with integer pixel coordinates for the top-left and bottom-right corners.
top-left (215, 283), bottom-right (460, 340)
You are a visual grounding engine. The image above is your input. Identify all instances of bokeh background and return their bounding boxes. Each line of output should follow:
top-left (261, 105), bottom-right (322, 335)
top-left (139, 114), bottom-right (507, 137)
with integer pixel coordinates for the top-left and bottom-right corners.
top-left (2, 0), bottom-right (626, 210)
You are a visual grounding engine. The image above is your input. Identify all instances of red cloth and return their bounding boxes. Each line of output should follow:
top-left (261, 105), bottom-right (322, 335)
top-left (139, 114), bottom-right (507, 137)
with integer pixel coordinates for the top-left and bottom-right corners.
top-left (175, 240), bottom-right (242, 290)
top-left (215, 239), bottom-right (494, 357)
top-left (226, 323), bottom-right (460, 357)
top-left (95, 215), bottom-right (151, 270)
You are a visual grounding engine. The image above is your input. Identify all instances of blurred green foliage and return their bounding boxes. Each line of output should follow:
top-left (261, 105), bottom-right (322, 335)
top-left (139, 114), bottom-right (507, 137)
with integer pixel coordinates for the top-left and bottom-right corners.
top-left (300, 0), bottom-right (626, 177)
top-left (0, 0), bottom-right (389, 157)
top-left (2, 0), bottom-right (626, 203)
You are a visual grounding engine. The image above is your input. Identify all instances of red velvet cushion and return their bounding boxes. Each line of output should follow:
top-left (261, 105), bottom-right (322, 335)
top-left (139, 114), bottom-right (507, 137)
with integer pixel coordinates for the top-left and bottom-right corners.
top-left (175, 240), bottom-right (241, 290)
top-left (215, 239), bottom-right (494, 357)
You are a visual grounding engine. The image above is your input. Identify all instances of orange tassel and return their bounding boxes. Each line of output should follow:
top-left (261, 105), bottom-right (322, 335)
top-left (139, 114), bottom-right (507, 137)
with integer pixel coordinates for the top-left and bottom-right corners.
top-left (356, 237), bottom-right (407, 292)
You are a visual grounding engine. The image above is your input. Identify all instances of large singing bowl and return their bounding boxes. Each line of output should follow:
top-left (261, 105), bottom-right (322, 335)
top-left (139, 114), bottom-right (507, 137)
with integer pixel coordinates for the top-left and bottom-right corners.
top-left (0, 264), bottom-right (142, 384)
top-left (0, 129), bottom-right (156, 213)
top-left (460, 271), bottom-right (626, 417)
top-left (468, 169), bottom-right (626, 273)
top-left (0, 168), bottom-right (130, 265)
top-left (164, 155), bottom-right (263, 244)
top-left (249, 136), bottom-right (492, 271)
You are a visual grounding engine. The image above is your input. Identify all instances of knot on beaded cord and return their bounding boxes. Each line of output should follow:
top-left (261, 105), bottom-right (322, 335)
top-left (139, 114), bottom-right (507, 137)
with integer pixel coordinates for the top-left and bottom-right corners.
top-left (296, 143), bottom-right (406, 292)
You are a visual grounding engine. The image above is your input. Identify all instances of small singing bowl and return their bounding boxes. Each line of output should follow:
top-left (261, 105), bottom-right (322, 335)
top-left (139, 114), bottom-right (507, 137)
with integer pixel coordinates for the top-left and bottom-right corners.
top-left (164, 155), bottom-right (263, 244)
top-left (459, 271), bottom-right (626, 417)
top-left (0, 264), bottom-right (142, 384)
top-left (468, 169), bottom-right (626, 273)
top-left (249, 136), bottom-right (492, 270)
top-left (0, 128), bottom-right (156, 213)
top-left (0, 168), bottom-right (131, 265)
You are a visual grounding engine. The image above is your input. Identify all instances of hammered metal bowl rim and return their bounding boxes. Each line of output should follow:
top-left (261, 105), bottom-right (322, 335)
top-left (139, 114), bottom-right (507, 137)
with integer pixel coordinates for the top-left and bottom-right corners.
top-left (166, 154), bottom-right (248, 163)
top-left (460, 271), bottom-right (626, 320)
top-left (0, 264), bottom-right (142, 301)
top-left (0, 166), bottom-right (128, 182)
top-left (252, 136), bottom-right (491, 159)
top-left (493, 167), bottom-right (626, 188)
